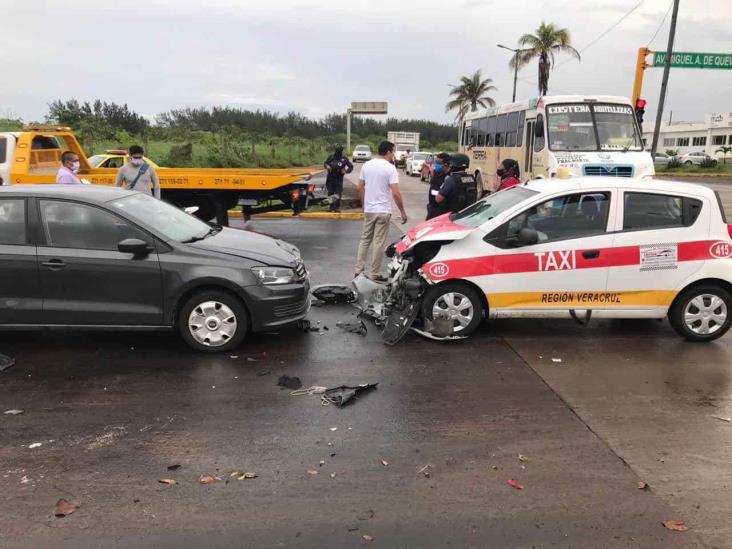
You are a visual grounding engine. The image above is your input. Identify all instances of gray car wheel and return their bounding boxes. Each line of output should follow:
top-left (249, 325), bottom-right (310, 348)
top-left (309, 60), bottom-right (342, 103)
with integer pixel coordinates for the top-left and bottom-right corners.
top-left (179, 290), bottom-right (249, 352)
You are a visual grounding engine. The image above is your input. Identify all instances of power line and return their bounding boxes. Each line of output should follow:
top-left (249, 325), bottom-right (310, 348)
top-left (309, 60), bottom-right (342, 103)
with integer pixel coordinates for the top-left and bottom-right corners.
top-left (646, 0), bottom-right (673, 48)
top-left (517, 0), bottom-right (645, 86)
top-left (555, 0), bottom-right (645, 69)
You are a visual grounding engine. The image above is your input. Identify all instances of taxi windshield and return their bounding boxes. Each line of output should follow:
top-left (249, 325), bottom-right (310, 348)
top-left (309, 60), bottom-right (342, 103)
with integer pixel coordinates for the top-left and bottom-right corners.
top-left (451, 186), bottom-right (538, 228)
top-left (547, 103), bottom-right (643, 152)
top-left (87, 155), bottom-right (105, 167)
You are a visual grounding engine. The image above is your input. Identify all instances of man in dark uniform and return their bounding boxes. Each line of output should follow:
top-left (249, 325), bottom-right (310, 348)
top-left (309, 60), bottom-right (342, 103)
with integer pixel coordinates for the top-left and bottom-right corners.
top-left (426, 152), bottom-right (452, 220)
top-left (323, 144), bottom-right (354, 212)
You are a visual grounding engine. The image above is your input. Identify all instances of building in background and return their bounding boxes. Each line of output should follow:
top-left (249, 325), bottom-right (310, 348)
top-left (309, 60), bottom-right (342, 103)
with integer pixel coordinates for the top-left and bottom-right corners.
top-left (643, 113), bottom-right (732, 157)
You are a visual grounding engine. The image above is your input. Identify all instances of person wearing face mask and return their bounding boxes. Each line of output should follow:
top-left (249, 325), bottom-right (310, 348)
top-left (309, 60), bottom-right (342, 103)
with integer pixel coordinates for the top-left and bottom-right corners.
top-left (114, 145), bottom-right (161, 199)
top-left (425, 152), bottom-right (452, 220)
top-left (495, 158), bottom-right (521, 192)
top-left (56, 151), bottom-right (83, 185)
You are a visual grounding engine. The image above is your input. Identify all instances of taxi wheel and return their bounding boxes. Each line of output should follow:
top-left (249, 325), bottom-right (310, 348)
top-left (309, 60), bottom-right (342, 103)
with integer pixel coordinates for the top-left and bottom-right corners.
top-left (422, 282), bottom-right (484, 337)
top-left (669, 284), bottom-right (731, 342)
top-left (178, 290), bottom-right (249, 353)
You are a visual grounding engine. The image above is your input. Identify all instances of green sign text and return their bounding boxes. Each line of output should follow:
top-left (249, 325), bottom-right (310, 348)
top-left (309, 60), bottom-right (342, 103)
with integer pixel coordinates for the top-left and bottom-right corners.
top-left (653, 51), bottom-right (732, 69)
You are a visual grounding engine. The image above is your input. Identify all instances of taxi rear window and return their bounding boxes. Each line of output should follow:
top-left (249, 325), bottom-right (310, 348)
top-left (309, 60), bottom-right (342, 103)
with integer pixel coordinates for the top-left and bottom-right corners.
top-left (623, 192), bottom-right (703, 230)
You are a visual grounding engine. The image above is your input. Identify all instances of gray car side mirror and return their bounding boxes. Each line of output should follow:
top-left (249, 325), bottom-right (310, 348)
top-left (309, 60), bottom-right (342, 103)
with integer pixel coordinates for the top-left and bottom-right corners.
top-left (118, 238), bottom-right (151, 257)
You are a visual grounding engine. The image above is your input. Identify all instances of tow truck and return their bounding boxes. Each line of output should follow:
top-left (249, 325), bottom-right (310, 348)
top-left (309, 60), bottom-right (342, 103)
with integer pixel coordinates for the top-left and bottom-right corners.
top-left (0, 126), bottom-right (322, 224)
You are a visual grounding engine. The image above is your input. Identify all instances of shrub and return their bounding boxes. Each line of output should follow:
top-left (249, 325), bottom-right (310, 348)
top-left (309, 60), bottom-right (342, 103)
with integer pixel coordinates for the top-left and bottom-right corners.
top-left (700, 157), bottom-right (718, 169)
top-left (666, 157), bottom-right (682, 169)
top-left (164, 143), bottom-right (193, 166)
top-left (665, 149), bottom-right (679, 157)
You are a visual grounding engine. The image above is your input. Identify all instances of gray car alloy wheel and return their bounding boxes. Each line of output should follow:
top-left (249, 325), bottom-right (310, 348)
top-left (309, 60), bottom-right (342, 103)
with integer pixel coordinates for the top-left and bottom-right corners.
top-left (684, 294), bottom-right (728, 335)
top-left (188, 300), bottom-right (238, 347)
top-left (432, 291), bottom-right (474, 332)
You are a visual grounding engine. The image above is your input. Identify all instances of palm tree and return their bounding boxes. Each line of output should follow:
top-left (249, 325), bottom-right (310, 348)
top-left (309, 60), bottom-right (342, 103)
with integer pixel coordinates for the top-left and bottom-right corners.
top-left (716, 145), bottom-right (732, 164)
top-left (445, 70), bottom-right (497, 123)
top-left (510, 22), bottom-right (580, 96)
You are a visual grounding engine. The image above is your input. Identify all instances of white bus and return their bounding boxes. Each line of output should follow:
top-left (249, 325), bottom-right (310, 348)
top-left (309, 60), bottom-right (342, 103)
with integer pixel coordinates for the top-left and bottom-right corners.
top-left (460, 95), bottom-right (655, 193)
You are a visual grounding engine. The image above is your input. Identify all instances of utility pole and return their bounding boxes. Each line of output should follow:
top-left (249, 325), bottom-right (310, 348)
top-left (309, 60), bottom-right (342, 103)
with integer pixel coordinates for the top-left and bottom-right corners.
top-left (497, 44), bottom-right (520, 102)
top-left (346, 108), bottom-right (352, 154)
top-left (651, 0), bottom-right (680, 158)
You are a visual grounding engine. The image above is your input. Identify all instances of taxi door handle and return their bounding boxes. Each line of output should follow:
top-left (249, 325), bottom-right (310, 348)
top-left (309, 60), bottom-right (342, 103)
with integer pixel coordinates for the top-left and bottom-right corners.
top-left (582, 250), bottom-right (600, 260)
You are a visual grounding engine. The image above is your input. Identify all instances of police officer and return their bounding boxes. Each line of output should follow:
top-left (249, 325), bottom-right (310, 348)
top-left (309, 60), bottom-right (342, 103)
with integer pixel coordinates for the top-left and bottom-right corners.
top-left (323, 144), bottom-right (353, 212)
top-left (433, 153), bottom-right (478, 217)
top-left (426, 152), bottom-right (452, 220)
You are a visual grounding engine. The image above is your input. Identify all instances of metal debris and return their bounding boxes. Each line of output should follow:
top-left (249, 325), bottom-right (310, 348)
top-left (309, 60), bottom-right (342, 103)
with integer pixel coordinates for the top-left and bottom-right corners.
top-left (336, 320), bottom-right (368, 336)
top-left (4, 409), bottom-right (24, 415)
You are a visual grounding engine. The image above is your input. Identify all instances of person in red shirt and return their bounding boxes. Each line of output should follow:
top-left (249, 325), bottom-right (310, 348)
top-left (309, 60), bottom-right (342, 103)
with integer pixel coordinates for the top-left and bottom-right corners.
top-left (495, 159), bottom-right (521, 191)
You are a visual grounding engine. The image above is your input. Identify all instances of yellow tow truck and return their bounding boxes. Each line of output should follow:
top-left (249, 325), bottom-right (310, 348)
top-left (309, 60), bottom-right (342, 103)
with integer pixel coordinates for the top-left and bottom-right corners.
top-left (0, 126), bottom-right (322, 224)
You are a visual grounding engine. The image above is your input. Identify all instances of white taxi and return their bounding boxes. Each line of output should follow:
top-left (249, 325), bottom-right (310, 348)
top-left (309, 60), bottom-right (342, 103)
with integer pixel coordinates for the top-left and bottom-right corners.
top-left (394, 177), bottom-right (732, 342)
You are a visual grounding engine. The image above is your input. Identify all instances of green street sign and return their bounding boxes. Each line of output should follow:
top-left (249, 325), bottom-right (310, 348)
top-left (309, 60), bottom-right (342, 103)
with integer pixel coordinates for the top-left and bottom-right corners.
top-left (653, 51), bottom-right (732, 69)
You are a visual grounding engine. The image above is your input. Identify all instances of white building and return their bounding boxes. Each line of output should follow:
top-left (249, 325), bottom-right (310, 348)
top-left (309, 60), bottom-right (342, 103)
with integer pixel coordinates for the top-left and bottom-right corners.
top-left (642, 112), bottom-right (732, 157)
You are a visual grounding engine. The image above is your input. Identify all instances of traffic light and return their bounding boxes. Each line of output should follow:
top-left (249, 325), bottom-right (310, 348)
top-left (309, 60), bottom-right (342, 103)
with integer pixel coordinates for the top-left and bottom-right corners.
top-left (635, 98), bottom-right (647, 126)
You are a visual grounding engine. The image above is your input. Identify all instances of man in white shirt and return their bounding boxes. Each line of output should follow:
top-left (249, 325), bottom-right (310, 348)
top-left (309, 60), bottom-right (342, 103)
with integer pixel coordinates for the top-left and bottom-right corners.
top-left (355, 140), bottom-right (408, 281)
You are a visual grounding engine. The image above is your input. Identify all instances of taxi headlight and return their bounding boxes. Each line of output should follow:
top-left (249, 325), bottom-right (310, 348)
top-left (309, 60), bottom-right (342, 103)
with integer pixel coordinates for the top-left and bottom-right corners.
top-left (251, 266), bottom-right (296, 285)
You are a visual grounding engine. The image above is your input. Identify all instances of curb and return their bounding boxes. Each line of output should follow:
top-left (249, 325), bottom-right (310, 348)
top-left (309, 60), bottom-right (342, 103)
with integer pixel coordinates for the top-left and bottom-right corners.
top-left (655, 173), bottom-right (731, 178)
top-left (230, 210), bottom-right (364, 220)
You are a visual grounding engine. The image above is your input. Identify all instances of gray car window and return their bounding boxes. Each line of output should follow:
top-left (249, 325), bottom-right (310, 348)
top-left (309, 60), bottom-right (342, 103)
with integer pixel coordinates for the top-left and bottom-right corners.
top-left (40, 200), bottom-right (146, 251)
top-left (0, 199), bottom-right (26, 245)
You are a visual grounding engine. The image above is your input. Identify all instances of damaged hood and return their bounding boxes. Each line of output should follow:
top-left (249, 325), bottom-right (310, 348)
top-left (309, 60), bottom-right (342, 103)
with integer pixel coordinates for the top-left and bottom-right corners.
top-left (396, 214), bottom-right (476, 254)
top-left (189, 227), bottom-right (300, 266)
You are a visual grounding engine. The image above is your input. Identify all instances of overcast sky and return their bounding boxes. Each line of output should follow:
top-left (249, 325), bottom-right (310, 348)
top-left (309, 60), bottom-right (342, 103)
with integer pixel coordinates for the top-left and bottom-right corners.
top-left (2, 0), bottom-right (730, 126)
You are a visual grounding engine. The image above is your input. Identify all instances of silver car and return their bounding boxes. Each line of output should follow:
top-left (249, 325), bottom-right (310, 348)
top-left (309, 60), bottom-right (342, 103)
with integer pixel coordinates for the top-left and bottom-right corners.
top-left (654, 152), bottom-right (673, 166)
top-left (352, 145), bottom-right (372, 162)
top-left (679, 151), bottom-right (716, 166)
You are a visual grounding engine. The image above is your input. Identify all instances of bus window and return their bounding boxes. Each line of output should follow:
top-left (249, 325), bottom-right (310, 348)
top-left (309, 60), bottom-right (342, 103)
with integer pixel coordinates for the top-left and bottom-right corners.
top-left (486, 116), bottom-right (497, 147)
top-left (506, 112), bottom-right (519, 147)
top-left (534, 114), bottom-right (545, 152)
top-left (547, 104), bottom-right (598, 151)
top-left (517, 111), bottom-right (526, 147)
top-left (496, 114), bottom-right (508, 147)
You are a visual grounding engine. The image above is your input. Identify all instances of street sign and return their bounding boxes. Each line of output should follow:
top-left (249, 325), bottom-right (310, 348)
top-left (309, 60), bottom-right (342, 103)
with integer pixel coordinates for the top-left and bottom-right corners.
top-left (653, 51), bottom-right (732, 70)
top-left (351, 102), bottom-right (388, 114)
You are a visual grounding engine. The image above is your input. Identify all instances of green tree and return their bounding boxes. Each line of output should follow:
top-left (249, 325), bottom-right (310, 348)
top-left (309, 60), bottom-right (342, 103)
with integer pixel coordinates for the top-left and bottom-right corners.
top-left (445, 70), bottom-right (497, 123)
top-left (510, 22), bottom-right (580, 96)
top-left (716, 145), bottom-right (732, 164)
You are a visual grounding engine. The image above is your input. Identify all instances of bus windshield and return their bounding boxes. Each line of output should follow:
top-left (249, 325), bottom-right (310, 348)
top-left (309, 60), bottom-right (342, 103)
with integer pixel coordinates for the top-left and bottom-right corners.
top-left (547, 103), bottom-right (643, 152)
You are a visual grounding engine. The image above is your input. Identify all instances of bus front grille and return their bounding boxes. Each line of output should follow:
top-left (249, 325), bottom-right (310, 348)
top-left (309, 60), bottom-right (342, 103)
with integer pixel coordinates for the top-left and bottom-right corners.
top-left (583, 165), bottom-right (634, 177)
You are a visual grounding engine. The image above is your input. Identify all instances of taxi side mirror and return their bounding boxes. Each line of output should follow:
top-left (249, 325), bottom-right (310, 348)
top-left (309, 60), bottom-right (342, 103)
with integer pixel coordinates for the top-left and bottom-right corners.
top-left (517, 228), bottom-right (539, 246)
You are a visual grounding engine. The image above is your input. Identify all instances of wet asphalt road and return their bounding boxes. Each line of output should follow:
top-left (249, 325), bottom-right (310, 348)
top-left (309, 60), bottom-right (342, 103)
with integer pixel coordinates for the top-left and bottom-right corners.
top-left (1, 209), bottom-right (730, 547)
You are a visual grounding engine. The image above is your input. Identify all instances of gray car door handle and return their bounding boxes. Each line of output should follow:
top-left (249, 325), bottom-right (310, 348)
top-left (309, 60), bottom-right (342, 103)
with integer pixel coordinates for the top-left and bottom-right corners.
top-left (42, 259), bottom-right (66, 270)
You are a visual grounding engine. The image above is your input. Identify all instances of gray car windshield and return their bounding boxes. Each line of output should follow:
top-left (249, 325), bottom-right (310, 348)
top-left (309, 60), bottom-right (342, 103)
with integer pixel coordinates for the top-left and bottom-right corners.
top-left (108, 194), bottom-right (213, 242)
top-left (452, 186), bottom-right (538, 228)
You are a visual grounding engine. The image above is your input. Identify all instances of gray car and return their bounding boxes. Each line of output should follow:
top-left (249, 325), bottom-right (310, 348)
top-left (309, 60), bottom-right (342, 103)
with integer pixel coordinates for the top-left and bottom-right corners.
top-left (0, 185), bottom-right (309, 352)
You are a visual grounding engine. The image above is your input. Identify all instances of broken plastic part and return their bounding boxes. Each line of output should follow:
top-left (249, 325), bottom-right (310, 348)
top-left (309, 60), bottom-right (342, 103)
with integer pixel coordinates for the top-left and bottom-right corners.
top-left (322, 383), bottom-right (378, 407)
top-left (0, 353), bottom-right (15, 372)
top-left (311, 284), bottom-right (357, 304)
top-left (336, 320), bottom-right (368, 336)
top-left (382, 299), bottom-right (420, 346)
top-left (410, 327), bottom-right (467, 342)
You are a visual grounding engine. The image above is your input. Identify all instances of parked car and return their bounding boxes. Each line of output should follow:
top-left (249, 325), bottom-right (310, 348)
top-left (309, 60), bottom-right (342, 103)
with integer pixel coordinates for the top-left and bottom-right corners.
top-left (352, 144), bottom-right (372, 162)
top-left (653, 152), bottom-right (673, 166)
top-left (392, 177), bottom-right (732, 342)
top-left (0, 185), bottom-right (310, 352)
top-left (87, 150), bottom-right (160, 169)
top-left (679, 151), bottom-right (717, 166)
top-left (420, 152), bottom-right (458, 182)
top-left (404, 152), bottom-right (431, 177)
